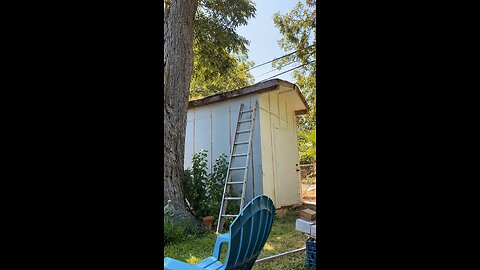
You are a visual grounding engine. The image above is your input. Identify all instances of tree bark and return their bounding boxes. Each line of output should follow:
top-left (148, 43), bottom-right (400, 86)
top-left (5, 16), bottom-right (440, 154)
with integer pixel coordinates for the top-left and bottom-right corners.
top-left (164, 0), bottom-right (198, 219)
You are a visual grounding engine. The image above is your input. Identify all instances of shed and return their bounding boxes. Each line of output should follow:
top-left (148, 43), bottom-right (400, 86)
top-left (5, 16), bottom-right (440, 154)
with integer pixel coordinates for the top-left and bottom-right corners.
top-left (184, 79), bottom-right (309, 208)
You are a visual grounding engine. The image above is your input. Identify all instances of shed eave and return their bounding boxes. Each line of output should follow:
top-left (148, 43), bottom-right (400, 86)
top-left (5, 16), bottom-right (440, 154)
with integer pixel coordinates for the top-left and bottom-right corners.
top-left (188, 79), bottom-right (280, 109)
top-left (295, 109), bottom-right (309, 115)
top-left (188, 79), bottom-right (311, 115)
top-left (277, 81), bottom-right (310, 114)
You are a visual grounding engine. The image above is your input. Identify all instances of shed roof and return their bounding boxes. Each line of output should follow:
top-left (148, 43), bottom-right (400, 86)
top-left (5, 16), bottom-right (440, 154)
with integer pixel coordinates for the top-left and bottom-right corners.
top-left (188, 79), bottom-right (310, 115)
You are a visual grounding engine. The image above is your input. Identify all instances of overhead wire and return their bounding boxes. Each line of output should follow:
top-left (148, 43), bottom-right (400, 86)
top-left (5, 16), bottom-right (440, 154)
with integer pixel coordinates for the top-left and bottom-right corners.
top-left (257, 60), bottom-right (313, 82)
top-left (253, 50), bottom-right (316, 81)
top-left (254, 59), bottom-right (299, 78)
top-left (247, 44), bottom-right (314, 71)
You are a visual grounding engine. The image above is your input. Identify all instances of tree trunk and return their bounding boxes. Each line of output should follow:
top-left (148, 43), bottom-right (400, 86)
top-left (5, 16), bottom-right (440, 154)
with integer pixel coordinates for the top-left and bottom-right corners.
top-left (164, 0), bottom-right (198, 219)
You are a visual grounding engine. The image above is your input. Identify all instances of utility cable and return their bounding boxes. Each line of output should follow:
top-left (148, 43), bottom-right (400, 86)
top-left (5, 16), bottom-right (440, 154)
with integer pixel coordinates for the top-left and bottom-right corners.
top-left (247, 44), bottom-right (314, 71)
top-left (254, 59), bottom-right (299, 79)
top-left (253, 51), bottom-right (315, 80)
top-left (258, 60), bottom-right (313, 82)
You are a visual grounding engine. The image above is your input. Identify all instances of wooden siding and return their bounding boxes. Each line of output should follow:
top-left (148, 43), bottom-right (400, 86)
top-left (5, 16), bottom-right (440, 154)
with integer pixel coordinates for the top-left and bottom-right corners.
top-left (258, 85), bottom-right (302, 207)
top-left (184, 95), bottom-right (263, 202)
top-left (184, 81), bottom-right (307, 208)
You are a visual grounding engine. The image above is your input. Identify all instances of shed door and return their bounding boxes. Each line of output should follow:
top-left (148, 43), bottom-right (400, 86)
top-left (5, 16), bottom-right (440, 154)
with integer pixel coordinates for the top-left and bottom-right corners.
top-left (273, 127), bottom-right (301, 207)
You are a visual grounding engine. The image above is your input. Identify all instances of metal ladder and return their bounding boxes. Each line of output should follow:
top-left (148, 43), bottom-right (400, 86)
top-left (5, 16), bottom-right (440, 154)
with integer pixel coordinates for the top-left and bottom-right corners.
top-left (216, 100), bottom-right (258, 233)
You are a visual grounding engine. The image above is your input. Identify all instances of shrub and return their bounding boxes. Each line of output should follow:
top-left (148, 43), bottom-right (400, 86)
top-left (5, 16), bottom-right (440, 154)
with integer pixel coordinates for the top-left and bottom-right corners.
top-left (206, 153), bottom-right (229, 216)
top-left (298, 129), bottom-right (316, 164)
top-left (182, 150), bottom-right (229, 219)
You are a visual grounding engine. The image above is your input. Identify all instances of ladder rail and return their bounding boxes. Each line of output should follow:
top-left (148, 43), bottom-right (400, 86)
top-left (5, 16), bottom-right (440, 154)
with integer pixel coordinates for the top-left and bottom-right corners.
top-left (216, 101), bottom-right (258, 233)
top-left (239, 100), bottom-right (257, 210)
top-left (216, 103), bottom-right (244, 233)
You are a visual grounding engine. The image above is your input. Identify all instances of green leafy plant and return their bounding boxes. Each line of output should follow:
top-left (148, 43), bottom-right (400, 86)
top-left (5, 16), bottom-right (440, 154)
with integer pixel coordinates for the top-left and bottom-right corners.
top-left (205, 153), bottom-right (229, 217)
top-left (182, 151), bottom-right (209, 217)
top-left (182, 150), bottom-right (229, 219)
top-left (273, 0), bottom-right (316, 131)
top-left (298, 129), bottom-right (316, 164)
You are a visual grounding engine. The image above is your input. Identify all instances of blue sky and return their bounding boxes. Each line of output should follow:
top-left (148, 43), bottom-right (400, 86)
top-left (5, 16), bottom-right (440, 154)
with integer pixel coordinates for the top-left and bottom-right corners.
top-left (237, 0), bottom-right (301, 84)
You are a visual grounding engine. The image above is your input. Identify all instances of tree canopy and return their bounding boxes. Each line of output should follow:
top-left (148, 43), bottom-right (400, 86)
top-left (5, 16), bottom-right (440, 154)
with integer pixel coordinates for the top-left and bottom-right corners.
top-left (273, 0), bottom-right (316, 131)
top-left (190, 52), bottom-right (254, 100)
top-left (166, 0), bottom-right (257, 100)
top-left (165, 0), bottom-right (256, 100)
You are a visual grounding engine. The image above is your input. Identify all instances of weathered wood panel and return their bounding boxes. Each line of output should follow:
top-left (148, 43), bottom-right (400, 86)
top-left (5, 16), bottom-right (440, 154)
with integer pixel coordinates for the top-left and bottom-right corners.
top-left (189, 79), bottom-right (279, 108)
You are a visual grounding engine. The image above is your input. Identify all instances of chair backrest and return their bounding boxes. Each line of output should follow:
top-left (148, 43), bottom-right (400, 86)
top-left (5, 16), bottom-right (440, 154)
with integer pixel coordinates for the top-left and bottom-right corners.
top-left (224, 195), bottom-right (275, 270)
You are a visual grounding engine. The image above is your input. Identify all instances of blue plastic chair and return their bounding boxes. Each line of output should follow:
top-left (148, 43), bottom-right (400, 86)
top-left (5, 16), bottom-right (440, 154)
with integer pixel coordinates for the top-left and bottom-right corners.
top-left (164, 195), bottom-right (276, 270)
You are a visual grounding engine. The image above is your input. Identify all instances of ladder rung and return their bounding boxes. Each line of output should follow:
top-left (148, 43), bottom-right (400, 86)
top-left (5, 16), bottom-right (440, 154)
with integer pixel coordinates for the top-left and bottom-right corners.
top-left (238, 119), bottom-right (252, 123)
top-left (217, 102), bottom-right (257, 234)
top-left (222, 214), bottom-right (239, 217)
top-left (234, 141), bottom-right (249, 145)
top-left (227, 181), bottom-right (244, 184)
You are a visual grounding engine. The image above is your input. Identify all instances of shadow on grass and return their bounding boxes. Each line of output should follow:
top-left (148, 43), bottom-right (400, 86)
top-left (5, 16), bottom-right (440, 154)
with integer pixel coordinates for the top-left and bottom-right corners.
top-left (164, 207), bottom-right (309, 269)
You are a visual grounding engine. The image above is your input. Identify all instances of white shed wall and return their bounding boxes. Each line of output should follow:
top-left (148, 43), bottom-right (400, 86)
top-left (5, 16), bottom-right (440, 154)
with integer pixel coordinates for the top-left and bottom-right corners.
top-left (184, 95), bottom-right (263, 202)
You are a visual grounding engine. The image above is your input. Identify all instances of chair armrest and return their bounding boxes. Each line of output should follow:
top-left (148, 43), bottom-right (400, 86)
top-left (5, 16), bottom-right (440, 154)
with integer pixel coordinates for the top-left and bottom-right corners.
top-left (164, 257), bottom-right (203, 270)
top-left (213, 233), bottom-right (231, 259)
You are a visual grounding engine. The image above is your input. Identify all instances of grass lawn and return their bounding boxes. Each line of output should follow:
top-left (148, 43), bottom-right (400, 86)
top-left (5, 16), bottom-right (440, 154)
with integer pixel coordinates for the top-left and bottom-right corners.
top-left (164, 207), bottom-right (311, 270)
